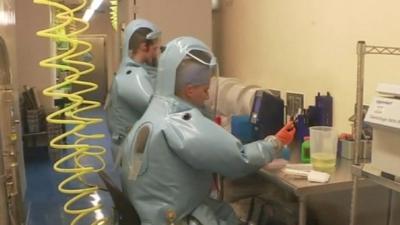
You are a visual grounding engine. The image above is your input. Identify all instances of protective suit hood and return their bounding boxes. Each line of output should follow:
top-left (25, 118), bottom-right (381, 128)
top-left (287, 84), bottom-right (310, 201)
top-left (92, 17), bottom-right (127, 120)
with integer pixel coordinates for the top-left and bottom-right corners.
top-left (155, 37), bottom-right (217, 97)
top-left (121, 19), bottom-right (161, 67)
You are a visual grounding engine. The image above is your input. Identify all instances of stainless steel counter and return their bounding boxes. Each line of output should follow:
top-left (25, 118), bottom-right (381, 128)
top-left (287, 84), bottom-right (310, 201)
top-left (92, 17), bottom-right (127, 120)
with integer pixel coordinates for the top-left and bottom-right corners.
top-left (258, 158), bottom-right (360, 225)
top-left (259, 159), bottom-right (355, 196)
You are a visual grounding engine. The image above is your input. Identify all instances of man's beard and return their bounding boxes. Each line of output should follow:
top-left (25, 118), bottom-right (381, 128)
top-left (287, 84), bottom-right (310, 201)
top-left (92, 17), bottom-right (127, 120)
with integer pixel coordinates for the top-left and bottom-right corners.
top-left (147, 57), bottom-right (158, 67)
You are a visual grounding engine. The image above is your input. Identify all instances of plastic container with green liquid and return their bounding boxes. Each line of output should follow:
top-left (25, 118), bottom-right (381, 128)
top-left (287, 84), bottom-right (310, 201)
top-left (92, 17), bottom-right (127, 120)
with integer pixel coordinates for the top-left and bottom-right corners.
top-left (301, 136), bottom-right (310, 163)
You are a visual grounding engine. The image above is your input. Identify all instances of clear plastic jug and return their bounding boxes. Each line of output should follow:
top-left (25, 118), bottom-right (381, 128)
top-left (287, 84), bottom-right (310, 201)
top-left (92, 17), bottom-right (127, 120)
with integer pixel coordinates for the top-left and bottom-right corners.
top-left (310, 126), bottom-right (338, 172)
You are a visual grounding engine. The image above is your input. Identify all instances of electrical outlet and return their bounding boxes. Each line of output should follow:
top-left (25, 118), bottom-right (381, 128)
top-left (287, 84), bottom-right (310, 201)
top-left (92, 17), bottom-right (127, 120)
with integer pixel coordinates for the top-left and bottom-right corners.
top-left (286, 92), bottom-right (304, 117)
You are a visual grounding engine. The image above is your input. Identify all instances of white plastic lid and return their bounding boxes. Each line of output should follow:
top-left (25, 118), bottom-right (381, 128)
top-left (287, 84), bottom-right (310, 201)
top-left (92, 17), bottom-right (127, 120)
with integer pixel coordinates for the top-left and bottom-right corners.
top-left (238, 86), bottom-right (262, 115)
top-left (224, 83), bottom-right (247, 116)
top-left (216, 77), bottom-right (239, 115)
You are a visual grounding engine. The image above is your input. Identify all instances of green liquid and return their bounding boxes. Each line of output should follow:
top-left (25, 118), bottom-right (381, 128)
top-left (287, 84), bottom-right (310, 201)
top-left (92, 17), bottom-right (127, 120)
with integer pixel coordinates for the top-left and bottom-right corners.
top-left (311, 152), bottom-right (336, 173)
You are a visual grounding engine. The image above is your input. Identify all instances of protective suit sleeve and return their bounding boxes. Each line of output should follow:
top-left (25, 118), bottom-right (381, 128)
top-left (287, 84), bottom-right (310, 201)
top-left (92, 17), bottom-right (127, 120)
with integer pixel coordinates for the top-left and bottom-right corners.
top-left (116, 67), bottom-right (153, 114)
top-left (162, 109), bottom-right (279, 179)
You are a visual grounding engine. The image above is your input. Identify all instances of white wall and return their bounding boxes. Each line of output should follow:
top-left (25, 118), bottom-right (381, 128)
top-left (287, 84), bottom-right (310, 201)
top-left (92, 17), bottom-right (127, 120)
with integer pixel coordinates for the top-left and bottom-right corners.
top-left (136, 0), bottom-right (212, 47)
top-left (216, 0), bottom-right (400, 132)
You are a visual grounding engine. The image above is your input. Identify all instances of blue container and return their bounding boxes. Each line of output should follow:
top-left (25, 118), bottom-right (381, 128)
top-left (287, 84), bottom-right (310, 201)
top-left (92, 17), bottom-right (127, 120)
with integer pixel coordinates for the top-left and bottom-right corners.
top-left (295, 114), bottom-right (309, 142)
top-left (281, 146), bottom-right (291, 160)
top-left (231, 115), bottom-right (257, 144)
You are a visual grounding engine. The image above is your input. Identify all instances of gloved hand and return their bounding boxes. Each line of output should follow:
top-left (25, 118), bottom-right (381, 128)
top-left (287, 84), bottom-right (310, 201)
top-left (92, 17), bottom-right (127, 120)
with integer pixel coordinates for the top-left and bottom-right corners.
top-left (275, 121), bottom-right (296, 145)
top-left (263, 159), bottom-right (288, 171)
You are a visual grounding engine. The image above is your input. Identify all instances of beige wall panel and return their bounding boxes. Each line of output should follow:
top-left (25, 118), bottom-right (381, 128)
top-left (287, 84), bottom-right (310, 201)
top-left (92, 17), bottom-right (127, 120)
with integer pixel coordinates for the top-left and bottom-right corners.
top-left (216, 0), bottom-right (400, 132)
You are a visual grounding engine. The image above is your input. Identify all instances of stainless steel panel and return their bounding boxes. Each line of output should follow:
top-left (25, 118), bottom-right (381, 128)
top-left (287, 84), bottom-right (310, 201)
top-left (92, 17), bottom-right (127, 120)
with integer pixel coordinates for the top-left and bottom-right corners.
top-left (390, 192), bottom-right (400, 225)
top-left (0, 1), bottom-right (25, 224)
top-left (0, 140), bottom-right (9, 225)
top-left (0, 36), bottom-right (11, 225)
top-left (0, 90), bottom-right (9, 225)
top-left (0, 90), bottom-right (24, 225)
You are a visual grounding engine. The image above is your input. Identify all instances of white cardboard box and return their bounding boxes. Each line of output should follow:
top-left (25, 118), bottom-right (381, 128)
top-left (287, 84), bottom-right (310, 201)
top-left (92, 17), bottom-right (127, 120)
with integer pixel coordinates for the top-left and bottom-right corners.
top-left (365, 96), bottom-right (400, 177)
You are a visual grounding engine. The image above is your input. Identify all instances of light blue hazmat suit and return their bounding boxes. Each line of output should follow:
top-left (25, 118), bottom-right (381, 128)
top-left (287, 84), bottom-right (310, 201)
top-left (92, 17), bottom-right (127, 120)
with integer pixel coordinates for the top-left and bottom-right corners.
top-left (105, 19), bottom-right (161, 160)
top-left (120, 37), bottom-right (283, 225)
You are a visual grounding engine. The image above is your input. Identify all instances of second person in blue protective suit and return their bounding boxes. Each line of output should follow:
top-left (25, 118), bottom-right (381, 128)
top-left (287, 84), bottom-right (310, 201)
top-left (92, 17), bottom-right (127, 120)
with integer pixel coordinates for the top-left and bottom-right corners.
top-left (105, 19), bottom-right (161, 161)
top-left (120, 37), bottom-right (295, 225)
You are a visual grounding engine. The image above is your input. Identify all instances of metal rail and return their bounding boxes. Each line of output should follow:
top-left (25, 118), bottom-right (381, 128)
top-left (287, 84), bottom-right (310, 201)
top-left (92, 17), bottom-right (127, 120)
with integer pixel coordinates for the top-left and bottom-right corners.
top-left (364, 45), bottom-right (400, 55)
top-left (350, 41), bottom-right (400, 225)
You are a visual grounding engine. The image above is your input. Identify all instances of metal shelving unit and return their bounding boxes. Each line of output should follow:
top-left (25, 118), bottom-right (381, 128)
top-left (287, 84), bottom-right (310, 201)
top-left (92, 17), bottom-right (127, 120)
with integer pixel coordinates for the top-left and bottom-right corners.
top-left (352, 164), bottom-right (400, 193)
top-left (350, 41), bottom-right (400, 225)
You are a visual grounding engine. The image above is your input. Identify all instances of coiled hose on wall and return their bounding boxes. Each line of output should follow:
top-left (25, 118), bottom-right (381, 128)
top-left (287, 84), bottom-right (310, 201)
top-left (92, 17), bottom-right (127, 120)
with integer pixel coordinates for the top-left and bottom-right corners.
top-left (34, 1), bottom-right (107, 225)
top-left (109, 0), bottom-right (118, 31)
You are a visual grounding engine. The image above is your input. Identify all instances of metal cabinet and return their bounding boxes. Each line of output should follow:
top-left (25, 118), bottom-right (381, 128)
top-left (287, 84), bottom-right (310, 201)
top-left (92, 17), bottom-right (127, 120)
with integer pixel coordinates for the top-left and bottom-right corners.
top-left (0, 35), bottom-right (25, 225)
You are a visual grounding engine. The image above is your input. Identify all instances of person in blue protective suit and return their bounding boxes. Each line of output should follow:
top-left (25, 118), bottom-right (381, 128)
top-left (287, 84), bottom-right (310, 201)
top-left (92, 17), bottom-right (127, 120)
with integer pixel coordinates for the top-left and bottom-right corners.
top-left (105, 19), bottom-right (162, 161)
top-left (119, 36), bottom-right (296, 225)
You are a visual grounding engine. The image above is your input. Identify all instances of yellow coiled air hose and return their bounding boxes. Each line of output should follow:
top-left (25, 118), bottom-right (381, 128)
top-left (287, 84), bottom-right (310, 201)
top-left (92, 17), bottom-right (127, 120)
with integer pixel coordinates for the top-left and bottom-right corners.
top-left (109, 0), bottom-right (118, 31)
top-left (34, 1), bottom-right (108, 225)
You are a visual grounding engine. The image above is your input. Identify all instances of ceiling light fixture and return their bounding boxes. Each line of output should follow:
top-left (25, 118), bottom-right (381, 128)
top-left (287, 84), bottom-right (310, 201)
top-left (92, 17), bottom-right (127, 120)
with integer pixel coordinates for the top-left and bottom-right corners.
top-left (82, 0), bottom-right (104, 22)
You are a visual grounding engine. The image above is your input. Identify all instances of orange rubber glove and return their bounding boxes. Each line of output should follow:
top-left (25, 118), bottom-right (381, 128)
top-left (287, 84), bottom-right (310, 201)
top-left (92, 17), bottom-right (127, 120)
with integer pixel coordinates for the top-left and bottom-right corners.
top-left (275, 121), bottom-right (296, 145)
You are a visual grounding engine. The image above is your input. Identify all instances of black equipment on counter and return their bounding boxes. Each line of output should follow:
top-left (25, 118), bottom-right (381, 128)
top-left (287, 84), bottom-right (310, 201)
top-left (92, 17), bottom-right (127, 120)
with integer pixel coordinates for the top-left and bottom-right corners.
top-left (315, 92), bottom-right (333, 126)
top-left (250, 90), bottom-right (284, 139)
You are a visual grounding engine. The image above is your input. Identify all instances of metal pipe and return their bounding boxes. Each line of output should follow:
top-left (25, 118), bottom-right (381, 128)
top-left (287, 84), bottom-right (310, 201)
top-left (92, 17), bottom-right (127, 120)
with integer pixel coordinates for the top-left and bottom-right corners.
top-left (350, 40), bottom-right (366, 225)
top-left (386, 190), bottom-right (393, 225)
top-left (350, 177), bottom-right (359, 225)
top-left (299, 196), bottom-right (307, 225)
top-left (354, 40), bottom-right (365, 165)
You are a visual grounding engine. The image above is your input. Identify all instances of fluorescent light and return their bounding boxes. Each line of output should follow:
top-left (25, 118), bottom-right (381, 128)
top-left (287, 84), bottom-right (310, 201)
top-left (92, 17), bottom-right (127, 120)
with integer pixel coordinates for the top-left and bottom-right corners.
top-left (82, 0), bottom-right (104, 22)
top-left (0, 11), bottom-right (16, 25)
top-left (90, 0), bottom-right (104, 10)
top-left (82, 8), bottom-right (95, 22)
top-left (212, 0), bottom-right (220, 10)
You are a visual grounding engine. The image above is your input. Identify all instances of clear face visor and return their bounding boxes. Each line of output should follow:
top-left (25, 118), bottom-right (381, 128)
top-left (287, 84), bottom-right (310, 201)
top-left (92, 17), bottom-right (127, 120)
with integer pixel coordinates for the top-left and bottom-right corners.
top-left (186, 49), bottom-right (217, 67)
top-left (146, 30), bottom-right (162, 40)
top-left (204, 67), bottom-right (220, 120)
top-left (184, 49), bottom-right (220, 120)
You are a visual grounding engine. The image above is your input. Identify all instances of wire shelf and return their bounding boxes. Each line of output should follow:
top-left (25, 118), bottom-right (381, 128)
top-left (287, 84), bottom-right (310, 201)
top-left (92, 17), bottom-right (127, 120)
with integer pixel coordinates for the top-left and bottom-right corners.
top-left (364, 45), bottom-right (400, 55)
top-left (352, 164), bottom-right (400, 193)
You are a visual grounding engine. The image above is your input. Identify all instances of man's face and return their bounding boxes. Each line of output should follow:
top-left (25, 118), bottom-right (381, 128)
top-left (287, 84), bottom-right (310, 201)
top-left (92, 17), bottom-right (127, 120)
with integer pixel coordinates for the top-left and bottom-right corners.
top-left (145, 39), bottom-right (161, 67)
top-left (185, 83), bottom-right (210, 108)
